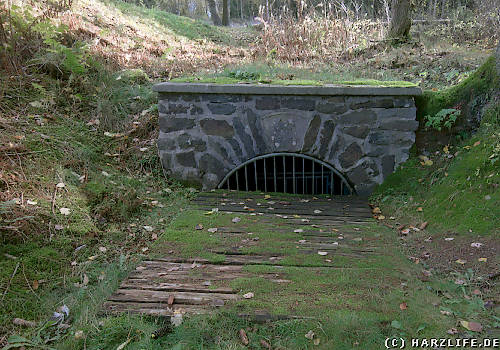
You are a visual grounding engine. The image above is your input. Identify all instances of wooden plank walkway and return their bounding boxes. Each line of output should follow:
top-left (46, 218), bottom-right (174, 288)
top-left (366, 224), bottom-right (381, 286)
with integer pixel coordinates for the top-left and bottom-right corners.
top-left (103, 191), bottom-right (374, 317)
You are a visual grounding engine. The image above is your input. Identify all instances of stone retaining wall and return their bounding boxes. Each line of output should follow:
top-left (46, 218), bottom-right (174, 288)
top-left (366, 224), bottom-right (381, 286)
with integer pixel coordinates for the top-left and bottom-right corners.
top-left (153, 83), bottom-right (421, 195)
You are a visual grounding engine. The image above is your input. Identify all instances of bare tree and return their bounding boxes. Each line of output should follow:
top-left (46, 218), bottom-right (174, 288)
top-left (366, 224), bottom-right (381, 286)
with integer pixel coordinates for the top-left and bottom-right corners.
top-left (387, 0), bottom-right (411, 41)
top-left (207, 0), bottom-right (221, 25)
top-left (222, 0), bottom-right (229, 25)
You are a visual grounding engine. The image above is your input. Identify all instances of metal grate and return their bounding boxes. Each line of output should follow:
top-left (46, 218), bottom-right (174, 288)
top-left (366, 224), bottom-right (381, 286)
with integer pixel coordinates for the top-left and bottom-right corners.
top-left (218, 153), bottom-right (353, 195)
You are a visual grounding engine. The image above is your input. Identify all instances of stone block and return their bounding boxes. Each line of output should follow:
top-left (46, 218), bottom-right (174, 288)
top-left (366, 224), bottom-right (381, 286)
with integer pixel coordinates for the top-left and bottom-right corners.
top-left (176, 151), bottom-right (197, 168)
top-left (379, 119), bottom-right (419, 131)
top-left (340, 110), bottom-right (377, 124)
top-left (302, 115), bottom-right (321, 152)
top-left (339, 142), bottom-right (363, 169)
top-left (207, 103), bottom-right (237, 115)
top-left (282, 97), bottom-right (316, 111)
top-left (255, 97), bottom-right (281, 110)
top-left (200, 119), bottom-right (235, 138)
top-left (159, 116), bottom-right (195, 133)
top-left (343, 125), bottom-right (370, 139)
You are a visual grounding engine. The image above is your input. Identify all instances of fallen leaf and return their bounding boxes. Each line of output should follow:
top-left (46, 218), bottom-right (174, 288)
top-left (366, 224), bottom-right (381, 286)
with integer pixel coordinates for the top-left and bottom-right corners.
top-left (460, 320), bottom-right (482, 332)
top-left (152, 233), bottom-right (158, 240)
top-left (313, 338), bottom-right (321, 345)
top-left (470, 242), bottom-right (483, 248)
top-left (171, 312), bottom-right (183, 326)
top-left (243, 292), bottom-right (254, 299)
top-left (12, 318), bottom-right (36, 327)
top-left (372, 207), bottom-right (381, 214)
top-left (419, 222), bottom-right (428, 230)
top-left (294, 229), bottom-right (304, 233)
top-left (305, 330), bottom-right (315, 340)
top-left (143, 226), bottom-right (153, 232)
top-left (54, 224), bottom-right (64, 230)
top-left (377, 215), bottom-right (385, 220)
top-left (399, 302), bottom-right (407, 310)
top-left (56, 182), bottom-right (65, 188)
top-left (232, 217), bottom-right (241, 223)
top-left (116, 339), bottom-right (131, 350)
top-left (444, 237), bottom-right (454, 241)
top-left (195, 224), bottom-right (203, 230)
top-left (26, 200), bottom-right (37, 205)
top-left (168, 294), bottom-right (174, 305)
top-left (447, 328), bottom-right (458, 335)
top-left (59, 207), bottom-right (71, 216)
top-left (478, 257), bottom-right (487, 262)
top-left (208, 228), bottom-right (218, 233)
top-left (317, 251), bottom-right (328, 256)
top-left (260, 339), bottom-right (271, 349)
top-left (98, 246), bottom-right (107, 253)
top-left (455, 259), bottom-right (467, 265)
top-left (83, 274), bottom-right (89, 285)
top-left (74, 330), bottom-right (84, 339)
top-left (473, 141), bottom-right (481, 147)
top-left (416, 207), bottom-right (423, 212)
top-left (400, 228), bottom-right (410, 235)
top-left (32, 280), bottom-right (39, 290)
top-left (239, 329), bottom-right (249, 345)
top-left (313, 209), bottom-right (322, 214)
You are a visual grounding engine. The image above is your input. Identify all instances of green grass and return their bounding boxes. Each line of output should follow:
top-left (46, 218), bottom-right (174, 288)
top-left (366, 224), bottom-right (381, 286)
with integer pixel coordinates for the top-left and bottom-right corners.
top-left (372, 55), bottom-right (499, 236)
top-left (61, 197), bottom-right (495, 350)
top-left (104, 0), bottom-right (252, 46)
top-left (170, 62), bottom-right (418, 87)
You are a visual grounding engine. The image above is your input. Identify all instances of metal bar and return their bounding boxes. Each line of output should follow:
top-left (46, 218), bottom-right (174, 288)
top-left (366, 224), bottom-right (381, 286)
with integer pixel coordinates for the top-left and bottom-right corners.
top-left (321, 165), bottom-right (324, 194)
top-left (236, 170), bottom-right (239, 191)
top-left (330, 171), bottom-right (334, 196)
top-left (244, 164), bottom-right (248, 191)
top-left (312, 161), bottom-right (315, 195)
top-left (254, 160), bottom-right (258, 191)
top-left (341, 179), bottom-right (344, 195)
top-left (292, 156), bottom-right (296, 194)
top-left (283, 155), bottom-right (286, 193)
top-left (227, 174), bottom-right (230, 190)
top-left (302, 157), bottom-right (305, 194)
top-left (273, 157), bottom-right (277, 192)
top-left (216, 152), bottom-right (354, 194)
top-left (263, 159), bottom-right (267, 192)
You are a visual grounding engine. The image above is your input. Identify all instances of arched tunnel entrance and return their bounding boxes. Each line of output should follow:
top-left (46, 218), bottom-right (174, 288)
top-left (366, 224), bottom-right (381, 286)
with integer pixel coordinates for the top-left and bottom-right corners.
top-left (218, 153), bottom-right (353, 195)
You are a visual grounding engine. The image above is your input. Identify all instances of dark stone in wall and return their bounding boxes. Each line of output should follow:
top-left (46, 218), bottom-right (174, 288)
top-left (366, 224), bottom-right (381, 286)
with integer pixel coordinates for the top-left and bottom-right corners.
top-left (228, 139), bottom-right (243, 158)
top-left (349, 97), bottom-right (394, 109)
top-left (157, 137), bottom-right (176, 151)
top-left (255, 97), bottom-right (281, 110)
top-left (159, 116), bottom-right (195, 133)
top-left (160, 103), bottom-right (189, 114)
top-left (340, 110), bottom-right (377, 124)
top-left (379, 119), bottom-right (419, 131)
top-left (318, 120), bottom-right (336, 158)
top-left (160, 152), bottom-right (173, 171)
top-left (208, 139), bottom-right (229, 160)
top-left (282, 97), bottom-right (316, 111)
top-left (247, 109), bottom-right (267, 154)
top-left (199, 154), bottom-right (226, 178)
top-left (343, 125), bottom-right (369, 139)
top-left (202, 94), bottom-right (242, 103)
top-left (233, 117), bottom-right (256, 158)
top-left (339, 142), bottom-right (363, 169)
top-left (178, 133), bottom-right (207, 152)
top-left (176, 151), bottom-right (196, 168)
top-left (190, 105), bottom-right (204, 115)
top-left (302, 115), bottom-right (321, 152)
top-left (200, 119), bottom-right (235, 138)
top-left (316, 103), bottom-right (348, 115)
top-left (207, 103), bottom-right (237, 115)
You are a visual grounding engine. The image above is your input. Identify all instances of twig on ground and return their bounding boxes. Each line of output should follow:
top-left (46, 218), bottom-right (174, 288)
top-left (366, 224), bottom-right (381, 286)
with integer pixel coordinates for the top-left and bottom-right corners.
top-left (22, 264), bottom-right (41, 301)
top-left (1, 262), bottom-right (20, 303)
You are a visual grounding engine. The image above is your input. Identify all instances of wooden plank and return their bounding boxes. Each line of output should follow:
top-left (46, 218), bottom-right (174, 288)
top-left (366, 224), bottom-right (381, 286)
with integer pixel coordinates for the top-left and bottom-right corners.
top-left (103, 301), bottom-right (210, 316)
top-left (108, 289), bottom-right (239, 305)
top-left (119, 281), bottom-right (236, 294)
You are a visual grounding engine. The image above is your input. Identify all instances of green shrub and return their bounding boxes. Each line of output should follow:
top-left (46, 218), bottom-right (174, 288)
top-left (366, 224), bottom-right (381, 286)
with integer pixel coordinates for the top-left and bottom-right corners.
top-left (424, 108), bottom-right (461, 131)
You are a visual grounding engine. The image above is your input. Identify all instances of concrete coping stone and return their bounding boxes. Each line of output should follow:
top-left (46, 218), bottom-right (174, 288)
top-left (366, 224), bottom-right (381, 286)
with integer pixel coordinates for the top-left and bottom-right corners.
top-left (153, 82), bottom-right (422, 96)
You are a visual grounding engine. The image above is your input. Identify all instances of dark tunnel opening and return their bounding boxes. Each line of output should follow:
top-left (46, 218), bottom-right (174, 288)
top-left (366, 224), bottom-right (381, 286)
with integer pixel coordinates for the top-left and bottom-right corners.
top-left (218, 153), bottom-right (352, 195)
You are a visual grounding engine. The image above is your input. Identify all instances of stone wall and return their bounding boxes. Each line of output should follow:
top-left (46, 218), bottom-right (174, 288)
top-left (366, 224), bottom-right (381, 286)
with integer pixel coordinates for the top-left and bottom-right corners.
top-left (153, 83), bottom-right (421, 195)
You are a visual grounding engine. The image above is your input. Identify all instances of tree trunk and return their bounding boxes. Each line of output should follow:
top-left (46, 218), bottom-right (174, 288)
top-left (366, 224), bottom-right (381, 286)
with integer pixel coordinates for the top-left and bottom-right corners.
top-left (222, 0), bottom-right (229, 26)
top-left (387, 0), bottom-right (411, 41)
top-left (207, 0), bottom-right (221, 25)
